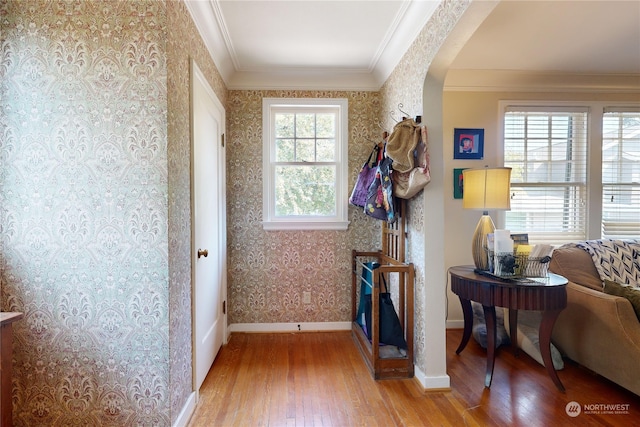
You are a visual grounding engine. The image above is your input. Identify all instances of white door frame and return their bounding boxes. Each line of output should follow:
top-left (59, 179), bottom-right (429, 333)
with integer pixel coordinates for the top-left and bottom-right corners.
top-left (189, 58), bottom-right (227, 392)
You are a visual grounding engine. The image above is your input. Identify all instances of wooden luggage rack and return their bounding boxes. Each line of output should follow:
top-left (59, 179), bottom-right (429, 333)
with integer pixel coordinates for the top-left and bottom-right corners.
top-left (351, 200), bottom-right (414, 379)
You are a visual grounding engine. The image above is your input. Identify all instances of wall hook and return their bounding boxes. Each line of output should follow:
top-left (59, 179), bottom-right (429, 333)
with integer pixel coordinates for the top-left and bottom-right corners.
top-left (398, 103), bottom-right (410, 119)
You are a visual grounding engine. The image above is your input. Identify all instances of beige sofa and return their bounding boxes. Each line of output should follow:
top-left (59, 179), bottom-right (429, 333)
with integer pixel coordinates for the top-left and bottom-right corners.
top-left (549, 243), bottom-right (640, 396)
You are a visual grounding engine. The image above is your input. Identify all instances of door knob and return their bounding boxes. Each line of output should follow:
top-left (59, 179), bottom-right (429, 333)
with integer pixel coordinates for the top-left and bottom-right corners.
top-left (197, 248), bottom-right (209, 259)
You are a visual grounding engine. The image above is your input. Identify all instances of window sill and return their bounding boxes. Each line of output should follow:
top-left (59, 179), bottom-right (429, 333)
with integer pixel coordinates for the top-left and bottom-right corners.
top-left (262, 221), bottom-right (350, 231)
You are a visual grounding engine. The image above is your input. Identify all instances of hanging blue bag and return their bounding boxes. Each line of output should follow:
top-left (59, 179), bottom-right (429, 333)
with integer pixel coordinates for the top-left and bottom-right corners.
top-left (356, 261), bottom-right (380, 334)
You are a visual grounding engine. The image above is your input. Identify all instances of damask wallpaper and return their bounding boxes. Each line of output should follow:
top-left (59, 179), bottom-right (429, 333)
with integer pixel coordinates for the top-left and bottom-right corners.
top-left (226, 90), bottom-right (381, 325)
top-left (166, 0), bottom-right (227, 423)
top-left (0, 0), bottom-right (226, 425)
top-left (379, 0), bottom-right (470, 376)
top-left (1, 0), bottom-right (468, 424)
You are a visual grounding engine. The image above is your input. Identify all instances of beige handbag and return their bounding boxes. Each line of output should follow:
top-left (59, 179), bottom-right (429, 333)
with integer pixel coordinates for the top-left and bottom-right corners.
top-left (393, 126), bottom-right (430, 199)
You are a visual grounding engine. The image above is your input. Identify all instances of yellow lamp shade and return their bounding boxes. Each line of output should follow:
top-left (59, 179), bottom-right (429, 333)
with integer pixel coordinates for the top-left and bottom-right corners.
top-left (462, 167), bottom-right (511, 211)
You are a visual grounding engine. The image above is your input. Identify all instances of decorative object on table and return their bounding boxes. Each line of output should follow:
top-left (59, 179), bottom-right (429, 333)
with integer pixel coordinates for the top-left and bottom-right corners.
top-left (454, 128), bottom-right (484, 160)
top-left (393, 126), bottom-right (431, 199)
top-left (490, 237), bottom-right (554, 278)
top-left (385, 117), bottom-right (421, 173)
top-left (453, 168), bottom-right (468, 199)
top-left (364, 273), bottom-right (407, 349)
top-left (463, 166), bottom-right (512, 271)
top-left (349, 145), bottom-right (380, 207)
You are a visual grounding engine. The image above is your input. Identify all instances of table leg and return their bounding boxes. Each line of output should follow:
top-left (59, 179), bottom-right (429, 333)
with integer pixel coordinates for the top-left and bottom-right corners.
top-left (509, 309), bottom-right (519, 357)
top-left (483, 305), bottom-right (497, 388)
top-left (456, 297), bottom-right (473, 355)
top-left (540, 308), bottom-right (565, 392)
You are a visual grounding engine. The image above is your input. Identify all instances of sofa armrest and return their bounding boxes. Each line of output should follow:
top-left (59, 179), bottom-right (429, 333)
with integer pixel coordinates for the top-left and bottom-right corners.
top-left (560, 282), bottom-right (640, 349)
top-left (553, 281), bottom-right (640, 395)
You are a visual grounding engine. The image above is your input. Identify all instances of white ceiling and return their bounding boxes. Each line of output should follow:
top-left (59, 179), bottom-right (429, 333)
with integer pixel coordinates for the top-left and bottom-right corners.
top-left (186, 0), bottom-right (640, 91)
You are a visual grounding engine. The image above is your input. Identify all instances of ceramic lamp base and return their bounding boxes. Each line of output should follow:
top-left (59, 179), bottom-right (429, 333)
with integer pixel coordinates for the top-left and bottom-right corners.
top-left (472, 214), bottom-right (495, 271)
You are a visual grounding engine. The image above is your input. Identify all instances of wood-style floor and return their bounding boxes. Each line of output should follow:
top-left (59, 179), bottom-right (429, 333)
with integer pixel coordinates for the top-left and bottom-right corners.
top-left (187, 330), bottom-right (640, 427)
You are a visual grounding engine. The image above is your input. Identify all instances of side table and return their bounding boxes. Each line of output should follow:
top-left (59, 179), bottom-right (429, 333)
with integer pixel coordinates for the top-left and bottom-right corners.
top-left (449, 266), bottom-right (567, 391)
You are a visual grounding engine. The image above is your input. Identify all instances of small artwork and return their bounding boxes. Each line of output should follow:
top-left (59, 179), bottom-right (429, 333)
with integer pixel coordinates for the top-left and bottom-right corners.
top-left (453, 168), bottom-right (468, 199)
top-left (454, 128), bottom-right (484, 160)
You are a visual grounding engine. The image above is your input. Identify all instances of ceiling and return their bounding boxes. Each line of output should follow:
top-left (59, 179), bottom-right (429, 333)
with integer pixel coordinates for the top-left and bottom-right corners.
top-left (186, 0), bottom-right (640, 91)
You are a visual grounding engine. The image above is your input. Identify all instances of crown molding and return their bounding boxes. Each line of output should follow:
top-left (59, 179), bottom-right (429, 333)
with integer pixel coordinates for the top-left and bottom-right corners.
top-left (186, 0), bottom-right (438, 91)
top-left (444, 69), bottom-right (640, 93)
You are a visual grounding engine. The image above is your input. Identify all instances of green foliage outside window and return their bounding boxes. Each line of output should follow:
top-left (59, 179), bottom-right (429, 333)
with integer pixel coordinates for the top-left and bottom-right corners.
top-left (273, 111), bottom-right (337, 216)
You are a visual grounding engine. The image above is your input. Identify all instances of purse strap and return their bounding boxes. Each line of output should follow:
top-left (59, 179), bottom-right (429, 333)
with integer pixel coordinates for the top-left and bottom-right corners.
top-left (378, 272), bottom-right (389, 293)
top-left (362, 145), bottom-right (380, 168)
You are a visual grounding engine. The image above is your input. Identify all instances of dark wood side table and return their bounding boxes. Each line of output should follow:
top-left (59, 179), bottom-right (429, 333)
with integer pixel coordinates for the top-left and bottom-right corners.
top-left (1, 312), bottom-right (23, 427)
top-left (449, 266), bottom-right (567, 391)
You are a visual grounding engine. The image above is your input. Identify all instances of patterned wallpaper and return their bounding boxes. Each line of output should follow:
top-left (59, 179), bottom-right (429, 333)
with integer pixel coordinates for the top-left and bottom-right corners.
top-left (0, 0), bottom-right (228, 424)
top-left (226, 90), bottom-right (381, 324)
top-left (379, 0), bottom-right (470, 375)
top-left (166, 0), bottom-right (227, 423)
top-left (0, 0), bottom-right (468, 424)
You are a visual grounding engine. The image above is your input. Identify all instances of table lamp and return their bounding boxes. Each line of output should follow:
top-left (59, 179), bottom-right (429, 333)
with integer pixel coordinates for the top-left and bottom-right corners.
top-left (462, 167), bottom-right (512, 271)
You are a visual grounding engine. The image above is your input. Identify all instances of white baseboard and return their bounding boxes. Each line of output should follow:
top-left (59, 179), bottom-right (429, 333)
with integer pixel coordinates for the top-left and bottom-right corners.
top-left (173, 391), bottom-right (197, 427)
top-left (413, 365), bottom-right (451, 391)
top-left (446, 319), bottom-right (464, 329)
top-left (228, 321), bottom-right (352, 333)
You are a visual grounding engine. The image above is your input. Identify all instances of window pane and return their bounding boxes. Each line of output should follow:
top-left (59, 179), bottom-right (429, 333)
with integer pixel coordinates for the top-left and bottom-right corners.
top-left (506, 185), bottom-right (586, 233)
top-left (296, 138), bottom-right (315, 162)
top-left (602, 185), bottom-right (640, 238)
top-left (602, 111), bottom-right (640, 238)
top-left (276, 138), bottom-right (294, 162)
top-left (504, 109), bottom-right (588, 243)
top-left (275, 113), bottom-right (294, 138)
top-left (316, 114), bottom-right (335, 138)
top-left (316, 138), bottom-right (335, 161)
top-left (274, 165), bottom-right (336, 216)
top-left (295, 113), bottom-right (315, 138)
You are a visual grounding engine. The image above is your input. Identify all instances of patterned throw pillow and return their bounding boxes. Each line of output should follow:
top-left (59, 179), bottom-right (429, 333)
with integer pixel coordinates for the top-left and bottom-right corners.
top-left (604, 280), bottom-right (640, 321)
top-left (577, 239), bottom-right (640, 286)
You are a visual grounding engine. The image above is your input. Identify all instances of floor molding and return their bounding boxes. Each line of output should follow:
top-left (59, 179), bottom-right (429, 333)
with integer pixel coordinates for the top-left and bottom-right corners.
top-left (228, 321), bottom-right (352, 333)
top-left (414, 365), bottom-right (451, 391)
top-left (173, 391), bottom-right (197, 427)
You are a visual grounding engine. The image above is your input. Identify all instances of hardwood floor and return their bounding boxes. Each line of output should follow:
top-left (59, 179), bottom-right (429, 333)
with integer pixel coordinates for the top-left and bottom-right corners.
top-left (187, 330), bottom-right (640, 427)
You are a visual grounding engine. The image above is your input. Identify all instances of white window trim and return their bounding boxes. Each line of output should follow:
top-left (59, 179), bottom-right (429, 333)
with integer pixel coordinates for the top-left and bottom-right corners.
top-left (497, 100), bottom-right (640, 244)
top-left (262, 97), bottom-right (349, 231)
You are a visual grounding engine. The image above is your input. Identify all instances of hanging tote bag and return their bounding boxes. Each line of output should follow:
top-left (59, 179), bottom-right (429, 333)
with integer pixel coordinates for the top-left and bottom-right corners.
top-left (394, 126), bottom-right (431, 199)
top-left (349, 146), bottom-right (379, 208)
top-left (356, 261), bottom-right (380, 335)
top-left (365, 156), bottom-right (396, 223)
top-left (364, 273), bottom-right (407, 349)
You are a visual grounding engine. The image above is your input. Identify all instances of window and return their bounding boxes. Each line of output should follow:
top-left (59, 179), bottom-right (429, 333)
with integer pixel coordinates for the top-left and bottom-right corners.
top-left (502, 106), bottom-right (588, 244)
top-left (602, 108), bottom-right (640, 238)
top-left (262, 98), bottom-right (349, 230)
top-left (501, 102), bottom-right (640, 245)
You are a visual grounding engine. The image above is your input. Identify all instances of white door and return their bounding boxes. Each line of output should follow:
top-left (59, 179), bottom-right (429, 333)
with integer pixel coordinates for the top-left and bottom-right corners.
top-left (191, 60), bottom-right (226, 391)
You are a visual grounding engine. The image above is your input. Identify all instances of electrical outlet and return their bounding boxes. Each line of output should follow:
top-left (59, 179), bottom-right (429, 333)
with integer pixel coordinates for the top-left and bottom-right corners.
top-left (303, 291), bottom-right (311, 304)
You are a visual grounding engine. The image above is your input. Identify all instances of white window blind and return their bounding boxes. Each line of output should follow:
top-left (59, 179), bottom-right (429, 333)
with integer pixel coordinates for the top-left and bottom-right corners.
top-left (602, 108), bottom-right (640, 239)
top-left (503, 107), bottom-right (588, 244)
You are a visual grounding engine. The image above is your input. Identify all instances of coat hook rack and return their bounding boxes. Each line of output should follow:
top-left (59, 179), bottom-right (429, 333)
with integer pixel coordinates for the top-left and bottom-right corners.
top-left (398, 103), bottom-right (410, 120)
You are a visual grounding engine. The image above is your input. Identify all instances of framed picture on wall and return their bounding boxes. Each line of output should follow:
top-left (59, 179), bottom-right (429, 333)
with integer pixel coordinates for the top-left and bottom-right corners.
top-left (453, 168), bottom-right (468, 199)
top-left (453, 128), bottom-right (484, 160)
